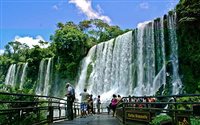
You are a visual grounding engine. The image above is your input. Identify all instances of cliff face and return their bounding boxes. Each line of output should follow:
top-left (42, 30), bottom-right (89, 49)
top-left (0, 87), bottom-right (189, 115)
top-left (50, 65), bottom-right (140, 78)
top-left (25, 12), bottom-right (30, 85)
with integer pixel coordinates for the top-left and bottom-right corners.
top-left (176, 0), bottom-right (200, 93)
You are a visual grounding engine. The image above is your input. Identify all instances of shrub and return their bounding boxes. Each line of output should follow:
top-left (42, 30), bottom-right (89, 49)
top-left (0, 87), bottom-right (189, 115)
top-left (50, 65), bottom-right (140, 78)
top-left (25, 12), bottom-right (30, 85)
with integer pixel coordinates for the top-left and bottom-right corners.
top-left (150, 114), bottom-right (172, 125)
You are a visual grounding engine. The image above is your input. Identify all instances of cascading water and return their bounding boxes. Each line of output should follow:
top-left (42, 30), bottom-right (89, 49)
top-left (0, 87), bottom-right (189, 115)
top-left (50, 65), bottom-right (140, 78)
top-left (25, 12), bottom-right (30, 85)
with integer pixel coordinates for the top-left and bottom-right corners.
top-left (76, 12), bottom-right (182, 102)
top-left (167, 13), bottom-right (182, 94)
top-left (4, 63), bottom-right (29, 89)
top-left (36, 59), bottom-right (45, 95)
top-left (5, 64), bottom-right (16, 87)
top-left (43, 58), bottom-right (52, 96)
top-left (19, 63), bottom-right (28, 89)
top-left (76, 46), bottom-right (96, 97)
top-left (36, 58), bottom-right (52, 96)
top-left (15, 64), bottom-right (21, 86)
top-left (76, 31), bottom-right (134, 101)
top-left (133, 21), bottom-right (156, 96)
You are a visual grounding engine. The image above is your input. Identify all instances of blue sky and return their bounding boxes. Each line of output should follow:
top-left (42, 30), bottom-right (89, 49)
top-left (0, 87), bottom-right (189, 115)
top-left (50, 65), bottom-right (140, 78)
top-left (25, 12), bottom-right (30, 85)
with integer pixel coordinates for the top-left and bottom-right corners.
top-left (0, 0), bottom-right (179, 50)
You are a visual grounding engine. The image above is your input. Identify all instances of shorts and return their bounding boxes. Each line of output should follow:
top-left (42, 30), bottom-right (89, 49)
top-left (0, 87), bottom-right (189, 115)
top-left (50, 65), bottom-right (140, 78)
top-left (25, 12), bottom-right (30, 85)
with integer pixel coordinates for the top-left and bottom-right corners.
top-left (81, 103), bottom-right (87, 111)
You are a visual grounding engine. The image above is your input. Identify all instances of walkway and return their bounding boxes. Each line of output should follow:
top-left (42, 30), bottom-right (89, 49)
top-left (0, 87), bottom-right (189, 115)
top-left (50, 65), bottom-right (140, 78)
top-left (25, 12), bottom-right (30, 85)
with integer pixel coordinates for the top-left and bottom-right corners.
top-left (53, 114), bottom-right (122, 125)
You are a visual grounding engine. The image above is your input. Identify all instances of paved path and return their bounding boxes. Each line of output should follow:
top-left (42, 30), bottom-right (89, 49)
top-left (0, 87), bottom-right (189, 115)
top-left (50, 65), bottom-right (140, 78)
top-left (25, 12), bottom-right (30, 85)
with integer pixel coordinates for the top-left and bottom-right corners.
top-left (53, 114), bottom-right (122, 125)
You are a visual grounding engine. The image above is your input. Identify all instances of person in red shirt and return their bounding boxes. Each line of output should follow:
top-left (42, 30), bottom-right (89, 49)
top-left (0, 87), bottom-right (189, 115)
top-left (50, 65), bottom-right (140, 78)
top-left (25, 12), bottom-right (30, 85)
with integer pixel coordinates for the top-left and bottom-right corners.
top-left (111, 94), bottom-right (118, 117)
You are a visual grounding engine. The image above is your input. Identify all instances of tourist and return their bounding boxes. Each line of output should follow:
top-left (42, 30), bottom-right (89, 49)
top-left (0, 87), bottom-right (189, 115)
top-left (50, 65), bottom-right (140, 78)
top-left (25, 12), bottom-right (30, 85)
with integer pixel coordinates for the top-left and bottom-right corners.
top-left (80, 88), bottom-right (90, 117)
top-left (111, 94), bottom-right (118, 117)
top-left (107, 103), bottom-right (112, 115)
top-left (117, 95), bottom-right (122, 103)
top-left (96, 95), bottom-right (101, 114)
top-left (88, 94), bottom-right (94, 114)
top-left (65, 82), bottom-right (75, 120)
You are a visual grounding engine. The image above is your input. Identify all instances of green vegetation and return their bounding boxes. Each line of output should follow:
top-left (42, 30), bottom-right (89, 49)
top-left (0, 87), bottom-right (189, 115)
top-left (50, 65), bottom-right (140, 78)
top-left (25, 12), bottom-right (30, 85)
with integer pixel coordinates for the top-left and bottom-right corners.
top-left (176, 0), bottom-right (200, 93)
top-left (176, 96), bottom-right (200, 110)
top-left (150, 114), bottom-right (172, 125)
top-left (85, 62), bottom-right (93, 86)
top-left (0, 88), bottom-right (46, 125)
top-left (191, 117), bottom-right (200, 125)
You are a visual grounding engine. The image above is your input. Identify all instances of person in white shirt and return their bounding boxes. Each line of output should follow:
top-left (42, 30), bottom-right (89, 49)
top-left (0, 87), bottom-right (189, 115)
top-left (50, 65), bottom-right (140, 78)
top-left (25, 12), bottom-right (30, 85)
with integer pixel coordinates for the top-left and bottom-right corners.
top-left (66, 83), bottom-right (75, 120)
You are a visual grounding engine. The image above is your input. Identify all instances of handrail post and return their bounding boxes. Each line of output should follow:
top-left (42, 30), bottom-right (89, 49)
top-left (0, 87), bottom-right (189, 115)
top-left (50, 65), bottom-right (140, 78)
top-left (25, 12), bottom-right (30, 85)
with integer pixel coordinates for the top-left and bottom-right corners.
top-left (66, 100), bottom-right (68, 119)
top-left (173, 97), bottom-right (177, 125)
top-left (73, 102), bottom-right (76, 118)
top-left (122, 103), bottom-right (125, 124)
top-left (64, 99), bottom-right (67, 119)
top-left (59, 100), bottom-right (61, 119)
top-left (18, 109), bottom-right (22, 125)
top-left (36, 97), bottom-right (40, 123)
top-left (48, 97), bottom-right (53, 123)
top-left (48, 106), bottom-right (53, 123)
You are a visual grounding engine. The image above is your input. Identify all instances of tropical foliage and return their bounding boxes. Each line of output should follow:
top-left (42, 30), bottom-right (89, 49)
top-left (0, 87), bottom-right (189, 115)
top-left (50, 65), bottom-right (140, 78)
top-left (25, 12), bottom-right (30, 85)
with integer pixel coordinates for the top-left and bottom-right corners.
top-left (176, 0), bottom-right (200, 93)
top-left (150, 114), bottom-right (172, 125)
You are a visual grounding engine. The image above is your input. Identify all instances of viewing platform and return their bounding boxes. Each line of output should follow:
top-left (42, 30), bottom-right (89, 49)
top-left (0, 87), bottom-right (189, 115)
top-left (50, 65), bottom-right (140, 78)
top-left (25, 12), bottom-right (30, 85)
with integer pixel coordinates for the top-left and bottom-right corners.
top-left (1, 92), bottom-right (200, 125)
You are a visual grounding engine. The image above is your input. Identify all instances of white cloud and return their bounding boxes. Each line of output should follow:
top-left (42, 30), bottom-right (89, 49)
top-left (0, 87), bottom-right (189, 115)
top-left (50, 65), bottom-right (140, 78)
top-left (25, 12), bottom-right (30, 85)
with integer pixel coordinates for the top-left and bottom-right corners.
top-left (53, 5), bottom-right (59, 10)
top-left (96, 4), bottom-right (103, 14)
top-left (167, 0), bottom-right (178, 10)
top-left (139, 2), bottom-right (149, 9)
top-left (53, 1), bottom-right (66, 10)
top-left (0, 49), bottom-right (4, 55)
top-left (69, 0), bottom-right (111, 23)
top-left (14, 35), bottom-right (49, 48)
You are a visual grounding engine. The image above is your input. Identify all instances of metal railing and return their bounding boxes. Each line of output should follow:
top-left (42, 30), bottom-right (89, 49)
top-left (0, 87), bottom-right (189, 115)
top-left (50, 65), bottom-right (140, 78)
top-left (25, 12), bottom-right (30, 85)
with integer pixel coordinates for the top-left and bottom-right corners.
top-left (116, 94), bottom-right (200, 125)
top-left (0, 92), bottom-right (81, 125)
top-left (2, 92), bottom-right (199, 125)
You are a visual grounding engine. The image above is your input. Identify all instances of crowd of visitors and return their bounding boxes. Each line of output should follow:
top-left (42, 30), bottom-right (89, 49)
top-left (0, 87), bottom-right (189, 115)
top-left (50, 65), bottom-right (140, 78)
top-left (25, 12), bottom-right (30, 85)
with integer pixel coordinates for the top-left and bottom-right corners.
top-left (66, 82), bottom-right (159, 120)
top-left (122, 95), bottom-right (156, 108)
top-left (66, 82), bottom-right (125, 119)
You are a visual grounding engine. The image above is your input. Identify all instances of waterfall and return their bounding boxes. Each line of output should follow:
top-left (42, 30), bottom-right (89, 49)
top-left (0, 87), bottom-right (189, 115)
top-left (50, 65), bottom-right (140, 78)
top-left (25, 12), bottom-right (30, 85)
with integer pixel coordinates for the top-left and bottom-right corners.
top-left (36, 58), bottom-right (52, 96)
top-left (76, 31), bottom-right (134, 101)
top-left (5, 64), bottom-right (16, 87)
top-left (76, 12), bottom-right (182, 102)
top-left (36, 59), bottom-right (45, 95)
top-left (19, 63), bottom-right (28, 89)
top-left (4, 63), bottom-right (29, 89)
top-left (75, 46), bottom-right (96, 98)
top-left (133, 18), bottom-right (167, 96)
top-left (133, 21), bottom-right (156, 96)
top-left (43, 58), bottom-right (52, 96)
top-left (168, 13), bottom-right (182, 94)
top-left (15, 64), bottom-right (21, 86)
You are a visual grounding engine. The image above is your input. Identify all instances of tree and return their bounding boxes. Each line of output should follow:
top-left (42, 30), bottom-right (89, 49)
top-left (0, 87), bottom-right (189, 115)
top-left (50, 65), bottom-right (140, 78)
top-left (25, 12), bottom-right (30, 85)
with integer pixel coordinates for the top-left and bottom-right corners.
top-left (51, 21), bottom-right (89, 79)
top-left (8, 41), bottom-right (22, 54)
top-left (53, 22), bottom-right (88, 61)
top-left (57, 22), bottom-right (64, 29)
top-left (4, 45), bottom-right (11, 57)
top-left (78, 19), bottom-right (127, 43)
top-left (79, 20), bottom-right (92, 31)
